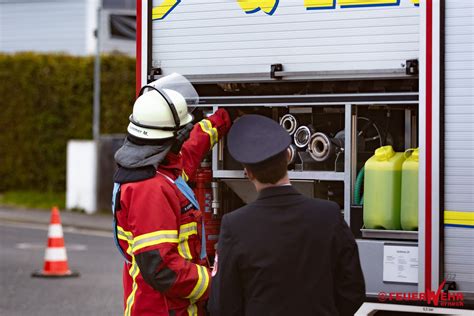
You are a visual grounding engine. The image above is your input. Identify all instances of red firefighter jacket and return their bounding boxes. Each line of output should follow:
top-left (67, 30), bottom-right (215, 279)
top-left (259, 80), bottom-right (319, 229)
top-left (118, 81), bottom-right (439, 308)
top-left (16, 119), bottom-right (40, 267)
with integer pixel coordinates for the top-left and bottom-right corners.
top-left (115, 109), bottom-right (231, 316)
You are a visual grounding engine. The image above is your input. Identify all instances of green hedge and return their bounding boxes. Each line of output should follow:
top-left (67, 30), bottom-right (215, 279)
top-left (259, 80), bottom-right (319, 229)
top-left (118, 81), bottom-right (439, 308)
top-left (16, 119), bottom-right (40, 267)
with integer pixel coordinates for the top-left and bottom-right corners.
top-left (0, 53), bottom-right (135, 192)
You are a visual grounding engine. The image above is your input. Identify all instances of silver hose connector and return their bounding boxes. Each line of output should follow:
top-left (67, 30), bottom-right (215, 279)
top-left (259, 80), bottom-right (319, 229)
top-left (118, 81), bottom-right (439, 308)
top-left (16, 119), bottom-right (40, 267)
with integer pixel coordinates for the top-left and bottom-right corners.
top-left (211, 182), bottom-right (220, 217)
top-left (309, 132), bottom-right (335, 162)
top-left (280, 114), bottom-right (298, 136)
top-left (294, 125), bottom-right (314, 148)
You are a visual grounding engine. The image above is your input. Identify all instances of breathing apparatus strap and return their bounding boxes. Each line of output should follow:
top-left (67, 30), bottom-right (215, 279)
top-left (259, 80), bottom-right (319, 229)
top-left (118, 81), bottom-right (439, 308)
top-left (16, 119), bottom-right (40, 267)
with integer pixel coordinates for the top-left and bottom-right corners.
top-left (112, 183), bottom-right (131, 263)
top-left (158, 172), bottom-right (207, 260)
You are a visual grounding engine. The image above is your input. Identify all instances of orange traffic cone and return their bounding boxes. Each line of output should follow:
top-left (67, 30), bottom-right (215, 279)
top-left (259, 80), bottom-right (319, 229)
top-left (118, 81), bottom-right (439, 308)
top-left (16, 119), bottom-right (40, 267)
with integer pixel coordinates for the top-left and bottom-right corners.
top-left (32, 206), bottom-right (79, 278)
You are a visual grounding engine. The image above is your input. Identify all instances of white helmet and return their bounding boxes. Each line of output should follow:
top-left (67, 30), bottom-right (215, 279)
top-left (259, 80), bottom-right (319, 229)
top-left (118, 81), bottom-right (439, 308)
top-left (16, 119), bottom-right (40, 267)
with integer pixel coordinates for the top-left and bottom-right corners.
top-left (127, 74), bottom-right (198, 140)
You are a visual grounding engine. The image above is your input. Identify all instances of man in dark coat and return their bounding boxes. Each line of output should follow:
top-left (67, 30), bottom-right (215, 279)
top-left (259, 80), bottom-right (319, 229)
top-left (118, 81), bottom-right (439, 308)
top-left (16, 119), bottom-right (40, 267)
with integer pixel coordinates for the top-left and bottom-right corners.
top-left (209, 114), bottom-right (366, 316)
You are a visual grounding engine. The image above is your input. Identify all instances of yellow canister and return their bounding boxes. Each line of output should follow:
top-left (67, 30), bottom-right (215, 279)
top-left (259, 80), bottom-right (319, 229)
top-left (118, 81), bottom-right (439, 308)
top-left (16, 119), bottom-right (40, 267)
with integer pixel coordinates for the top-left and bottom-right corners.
top-left (401, 148), bottom-right (419, 231)
top-left (363, 146), bottom-right (406, 230)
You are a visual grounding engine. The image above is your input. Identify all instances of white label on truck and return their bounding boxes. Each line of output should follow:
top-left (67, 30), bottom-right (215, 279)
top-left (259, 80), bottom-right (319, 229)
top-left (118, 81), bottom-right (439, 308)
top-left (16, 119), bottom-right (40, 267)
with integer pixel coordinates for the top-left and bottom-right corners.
top-left (383, 245), bottom-right (418, 284)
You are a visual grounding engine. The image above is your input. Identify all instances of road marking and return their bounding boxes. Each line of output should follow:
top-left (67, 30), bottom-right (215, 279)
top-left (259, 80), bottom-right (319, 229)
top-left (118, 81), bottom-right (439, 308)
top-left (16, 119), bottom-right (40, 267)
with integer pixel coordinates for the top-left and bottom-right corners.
top-left (0, 221), bottom-right (112, 238)
top-left (15, 243), bottom-right (88, 251)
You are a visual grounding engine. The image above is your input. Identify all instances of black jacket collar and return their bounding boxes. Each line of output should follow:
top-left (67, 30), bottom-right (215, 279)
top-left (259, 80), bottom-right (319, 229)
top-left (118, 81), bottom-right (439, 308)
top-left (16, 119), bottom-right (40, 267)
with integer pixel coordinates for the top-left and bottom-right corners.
top-left (256, 185), bottom-right (301, 201)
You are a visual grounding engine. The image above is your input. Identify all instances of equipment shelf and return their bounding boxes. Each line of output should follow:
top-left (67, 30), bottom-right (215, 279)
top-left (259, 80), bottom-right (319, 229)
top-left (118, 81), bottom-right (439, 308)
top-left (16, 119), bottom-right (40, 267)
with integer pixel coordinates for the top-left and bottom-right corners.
top-left (213, 170), bottom-right (345, 181)
top-left (361, 229), bottom-right (418, 241)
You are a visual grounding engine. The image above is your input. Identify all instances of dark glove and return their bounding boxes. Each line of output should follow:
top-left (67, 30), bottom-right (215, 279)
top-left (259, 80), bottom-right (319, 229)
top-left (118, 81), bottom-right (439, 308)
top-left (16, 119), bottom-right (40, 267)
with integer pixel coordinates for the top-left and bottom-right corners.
top-left (226, 108), bottom-right (252, 122)
top-left (171, 123), bottom-right (194, 154)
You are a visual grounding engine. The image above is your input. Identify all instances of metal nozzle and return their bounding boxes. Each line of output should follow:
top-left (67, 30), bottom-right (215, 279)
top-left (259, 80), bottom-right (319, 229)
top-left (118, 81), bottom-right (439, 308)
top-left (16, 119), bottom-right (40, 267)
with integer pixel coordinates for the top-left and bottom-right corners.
top-left (294, 125), bottom-right (314, 148)
top-left (308, 131), bottom-right (345, 162)
top-left (308, 132), bottom-right (334, 162)
top-left (211, 182), bottom-right (220, 217)
top-left (280, 114), bottom-right (298, 136)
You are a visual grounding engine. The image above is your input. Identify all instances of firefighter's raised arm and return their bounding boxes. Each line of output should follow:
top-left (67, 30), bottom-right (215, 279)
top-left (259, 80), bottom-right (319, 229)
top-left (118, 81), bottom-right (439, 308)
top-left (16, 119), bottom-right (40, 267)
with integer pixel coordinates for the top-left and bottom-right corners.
top-left (180, 108), bottom-right (231, 182)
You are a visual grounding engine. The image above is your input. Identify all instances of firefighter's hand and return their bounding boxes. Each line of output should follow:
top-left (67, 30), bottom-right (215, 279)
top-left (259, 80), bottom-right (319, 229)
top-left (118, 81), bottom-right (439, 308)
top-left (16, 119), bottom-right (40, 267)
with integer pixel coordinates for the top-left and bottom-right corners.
top-left (226, 108), bottom-right (248, 122)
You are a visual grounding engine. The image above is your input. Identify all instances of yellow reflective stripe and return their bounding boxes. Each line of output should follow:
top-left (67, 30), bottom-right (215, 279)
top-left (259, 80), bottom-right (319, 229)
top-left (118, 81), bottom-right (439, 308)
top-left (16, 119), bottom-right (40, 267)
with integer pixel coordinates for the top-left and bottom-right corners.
top-left (195, 265), bottom-right (210, 301)
top-left (186, 265), bottom-right (210, 302)
top-left (445, 211), bottom-right (474, 227)
top-left (178, 240), bottom-right (193, 260)
top-left (198, 119), bottom-right (218, 147)
top-left (117, 226), bottom-right (133, 242)
top-left (124, 258), bottom-right (140, 316)
top-left (180, 222), bottom-right (198, 238)
top-left (206, 120), bottom-right (219, 146)
top-left (186, 265), bottom-right (203, 301)
top-left (132, 230), bottom-right (178, 253)
top-left (182, 170), bottom-right (189, 182)
top-left (187, 303), bottom-right (198, 316)
top-left (178, 223), bottom-right (197, 260)
top-left (116, 226), bottom-right (133, 256)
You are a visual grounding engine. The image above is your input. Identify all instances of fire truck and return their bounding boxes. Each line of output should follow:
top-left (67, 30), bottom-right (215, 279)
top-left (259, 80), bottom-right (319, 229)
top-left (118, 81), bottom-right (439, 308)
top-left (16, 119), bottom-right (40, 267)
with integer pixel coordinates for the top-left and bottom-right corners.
top-left (136, 0), bottom-right (473, 313)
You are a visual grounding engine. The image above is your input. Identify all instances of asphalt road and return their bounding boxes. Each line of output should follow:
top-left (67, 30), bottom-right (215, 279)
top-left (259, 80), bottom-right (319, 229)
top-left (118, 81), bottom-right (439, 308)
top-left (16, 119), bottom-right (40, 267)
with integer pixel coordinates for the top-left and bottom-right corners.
top-left (0, 223), bottom-right (123, 316)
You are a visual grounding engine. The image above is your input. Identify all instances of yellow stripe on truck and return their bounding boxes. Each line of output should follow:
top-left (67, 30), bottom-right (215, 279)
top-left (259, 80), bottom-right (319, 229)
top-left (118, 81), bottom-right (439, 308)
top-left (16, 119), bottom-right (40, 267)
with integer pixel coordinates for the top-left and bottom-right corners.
top-left (152, 0), bottom-right (179, 20)
top-left (445, 211), bottom-right (474, 228)
top-left (305, 0), bottom-right (419, 10)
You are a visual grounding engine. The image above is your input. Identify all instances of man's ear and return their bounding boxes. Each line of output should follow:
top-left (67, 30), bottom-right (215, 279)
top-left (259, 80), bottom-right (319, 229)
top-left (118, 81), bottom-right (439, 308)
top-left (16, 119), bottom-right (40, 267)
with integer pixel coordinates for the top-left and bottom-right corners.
top-left (244, 167), bottom-right (254, 181)
top-left (286, 147), bottom-right (292, 165)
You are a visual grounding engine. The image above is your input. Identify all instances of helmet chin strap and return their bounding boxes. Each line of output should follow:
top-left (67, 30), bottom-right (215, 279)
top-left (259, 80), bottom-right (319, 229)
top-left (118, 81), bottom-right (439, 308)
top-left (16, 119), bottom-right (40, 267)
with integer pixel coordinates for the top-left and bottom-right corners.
top-left (138, 85), bottom-right (181, 136)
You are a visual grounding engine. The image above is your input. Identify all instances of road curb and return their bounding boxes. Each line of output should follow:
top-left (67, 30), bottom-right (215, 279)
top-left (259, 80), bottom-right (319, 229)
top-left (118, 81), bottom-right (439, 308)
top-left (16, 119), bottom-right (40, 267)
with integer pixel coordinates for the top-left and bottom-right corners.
top-left (0, 207), bottom-right (113, 233)
top-left (0, 217), bottom-right (113, 233)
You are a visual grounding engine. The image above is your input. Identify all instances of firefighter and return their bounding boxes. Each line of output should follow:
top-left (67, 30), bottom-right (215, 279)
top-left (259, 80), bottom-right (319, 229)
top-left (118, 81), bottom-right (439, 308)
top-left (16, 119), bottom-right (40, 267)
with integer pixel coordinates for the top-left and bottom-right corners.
top-left (112, 74), bottom-right (231, 316)
top-left (208, 115), bottom-right (366, 316)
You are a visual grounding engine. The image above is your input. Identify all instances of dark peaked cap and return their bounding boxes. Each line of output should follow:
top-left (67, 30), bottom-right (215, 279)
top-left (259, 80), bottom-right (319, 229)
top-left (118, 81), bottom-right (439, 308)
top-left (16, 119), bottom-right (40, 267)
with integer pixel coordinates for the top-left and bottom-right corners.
top-left (227, 114), bottom-right (292, 164)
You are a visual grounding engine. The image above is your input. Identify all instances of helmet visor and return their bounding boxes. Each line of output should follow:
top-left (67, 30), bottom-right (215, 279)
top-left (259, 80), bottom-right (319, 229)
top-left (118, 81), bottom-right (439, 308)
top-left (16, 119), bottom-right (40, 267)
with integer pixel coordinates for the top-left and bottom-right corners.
top-left (146, 73), bottom-right (199, 111)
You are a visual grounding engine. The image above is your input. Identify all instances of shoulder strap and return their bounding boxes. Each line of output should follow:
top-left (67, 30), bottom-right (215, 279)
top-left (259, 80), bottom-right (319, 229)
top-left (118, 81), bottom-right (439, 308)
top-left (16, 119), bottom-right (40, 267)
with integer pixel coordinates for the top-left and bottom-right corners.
top-left (157, 172), bottom-right (207, 259)
top-left (157, 172), bottom-right (200, 210)
top-left (112, 183), bottom-right (131, 263)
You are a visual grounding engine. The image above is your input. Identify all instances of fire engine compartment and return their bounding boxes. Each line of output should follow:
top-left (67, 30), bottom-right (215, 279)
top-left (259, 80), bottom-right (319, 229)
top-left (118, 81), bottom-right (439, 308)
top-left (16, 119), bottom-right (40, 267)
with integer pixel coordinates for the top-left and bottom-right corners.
top-left (188, 79), bottom-right (421, 295)
top-left (192, 80), bottom-right (418, 212)
top-left (195, 102), bottom-right (418, 225)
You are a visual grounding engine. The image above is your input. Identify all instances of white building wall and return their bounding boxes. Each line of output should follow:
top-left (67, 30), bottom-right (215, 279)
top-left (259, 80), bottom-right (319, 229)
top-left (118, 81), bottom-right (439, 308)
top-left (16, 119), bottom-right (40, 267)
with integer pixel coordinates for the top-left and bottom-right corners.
top-left (0, 0), bottom-right (98, 55)
top-left (66, 140), bottom-right (98, 214)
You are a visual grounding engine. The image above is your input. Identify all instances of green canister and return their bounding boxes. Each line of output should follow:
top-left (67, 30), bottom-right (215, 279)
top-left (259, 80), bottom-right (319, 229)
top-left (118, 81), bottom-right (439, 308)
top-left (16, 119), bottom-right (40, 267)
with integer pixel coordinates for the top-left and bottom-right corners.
top-left (363, 146), bottom-right (406, 230)
top-left (401, 148), bottom-right (419, 230)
